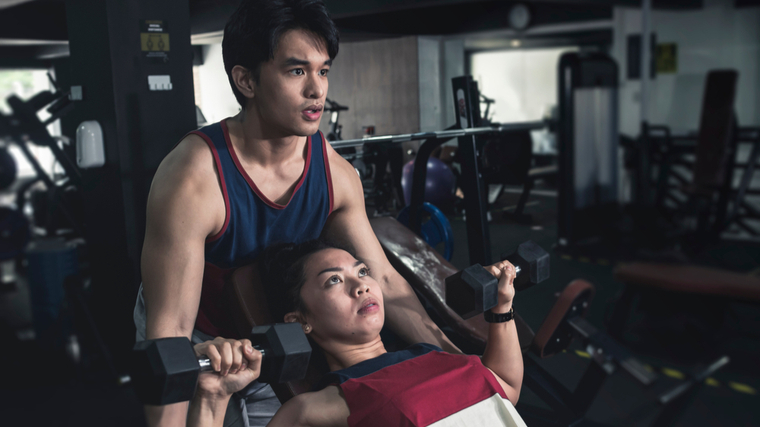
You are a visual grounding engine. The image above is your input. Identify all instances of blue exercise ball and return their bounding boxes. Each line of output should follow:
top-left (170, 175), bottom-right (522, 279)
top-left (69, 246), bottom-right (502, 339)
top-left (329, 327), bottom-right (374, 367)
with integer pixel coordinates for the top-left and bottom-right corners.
top-left (401, 157), bottom-right (456, 208)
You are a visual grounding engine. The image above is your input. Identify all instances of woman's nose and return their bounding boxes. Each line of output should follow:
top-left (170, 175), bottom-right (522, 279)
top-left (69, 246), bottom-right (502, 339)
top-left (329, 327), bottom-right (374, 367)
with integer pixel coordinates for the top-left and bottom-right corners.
top-left (352, 281), bottom-right (370, 296)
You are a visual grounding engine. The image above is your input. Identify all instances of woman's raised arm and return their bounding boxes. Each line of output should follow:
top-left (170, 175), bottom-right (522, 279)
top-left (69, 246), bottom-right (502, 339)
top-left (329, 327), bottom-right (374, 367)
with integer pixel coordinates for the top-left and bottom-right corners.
top-left (479, 262), bottom-right (524, 403)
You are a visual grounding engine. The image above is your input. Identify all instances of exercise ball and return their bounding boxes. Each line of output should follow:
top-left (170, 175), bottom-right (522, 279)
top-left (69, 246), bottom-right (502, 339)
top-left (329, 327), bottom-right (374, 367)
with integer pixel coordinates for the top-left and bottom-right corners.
top-left (401, 157), bottom-right (456, 208)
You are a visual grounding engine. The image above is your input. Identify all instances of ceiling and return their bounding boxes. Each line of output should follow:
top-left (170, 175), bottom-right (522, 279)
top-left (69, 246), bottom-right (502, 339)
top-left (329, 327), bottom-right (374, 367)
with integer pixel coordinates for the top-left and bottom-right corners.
top-left (0, 0), bottom-right (713, 66)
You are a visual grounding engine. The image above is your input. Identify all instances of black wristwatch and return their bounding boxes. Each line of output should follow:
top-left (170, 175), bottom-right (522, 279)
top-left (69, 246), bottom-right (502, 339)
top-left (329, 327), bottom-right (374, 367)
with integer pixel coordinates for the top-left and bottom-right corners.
top-left (484, 307), bottom-right (514, 323)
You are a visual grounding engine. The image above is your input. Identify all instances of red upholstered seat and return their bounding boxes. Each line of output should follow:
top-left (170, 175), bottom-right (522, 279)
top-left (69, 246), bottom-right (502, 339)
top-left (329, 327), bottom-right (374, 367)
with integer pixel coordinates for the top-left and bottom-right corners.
top-left (614, 263), bottom-right (760, 303)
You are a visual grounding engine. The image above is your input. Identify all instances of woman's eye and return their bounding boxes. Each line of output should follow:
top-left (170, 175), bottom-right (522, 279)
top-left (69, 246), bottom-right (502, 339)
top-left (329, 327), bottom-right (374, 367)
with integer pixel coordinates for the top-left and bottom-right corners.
top-left (359, 267), bottom-right (369, 277)
top-left (328, 275), bottom-right (341, 284)
top-left (320, 69), bottom-right (329, 76)
top-left (290, 68), bottom-right (304, 76)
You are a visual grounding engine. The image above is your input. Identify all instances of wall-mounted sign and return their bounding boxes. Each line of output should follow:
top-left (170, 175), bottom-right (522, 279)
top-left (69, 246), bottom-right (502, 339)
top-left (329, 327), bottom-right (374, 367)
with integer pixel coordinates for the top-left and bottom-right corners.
top-left (141, 20), bottom-right (170, 63)
top-left (656, 43), bottom-right (677, 74)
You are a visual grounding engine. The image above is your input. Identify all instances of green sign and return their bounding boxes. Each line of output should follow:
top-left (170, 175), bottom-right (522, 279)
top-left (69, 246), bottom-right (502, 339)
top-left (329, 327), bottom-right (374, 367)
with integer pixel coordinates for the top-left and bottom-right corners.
top-left (656, 43), bottom-right (677, 74)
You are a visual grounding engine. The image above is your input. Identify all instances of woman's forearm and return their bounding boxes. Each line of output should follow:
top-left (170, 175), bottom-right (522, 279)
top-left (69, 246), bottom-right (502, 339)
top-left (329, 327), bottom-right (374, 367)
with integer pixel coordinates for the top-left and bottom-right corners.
top-left (481, 303), bottom-right (523, 400)
top-left (187, 392), bottom-right (231, 427)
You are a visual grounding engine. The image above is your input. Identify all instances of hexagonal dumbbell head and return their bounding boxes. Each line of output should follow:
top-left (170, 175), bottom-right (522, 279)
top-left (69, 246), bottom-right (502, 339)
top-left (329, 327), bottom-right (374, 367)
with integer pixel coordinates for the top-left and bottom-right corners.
top-left (502, 240), bottom-right (550, 291)
top-left (131, 337), bottom-right (199, 405)
top-left (250, 323), bottom-right (312, 384)
top-left (445, 264), bottom-right (499, 319)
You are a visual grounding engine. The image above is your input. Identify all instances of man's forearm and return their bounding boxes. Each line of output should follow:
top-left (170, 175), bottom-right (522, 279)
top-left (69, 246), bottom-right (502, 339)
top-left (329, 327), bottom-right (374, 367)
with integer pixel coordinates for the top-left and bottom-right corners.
top-left (382, 279), bottom-right (461, 354)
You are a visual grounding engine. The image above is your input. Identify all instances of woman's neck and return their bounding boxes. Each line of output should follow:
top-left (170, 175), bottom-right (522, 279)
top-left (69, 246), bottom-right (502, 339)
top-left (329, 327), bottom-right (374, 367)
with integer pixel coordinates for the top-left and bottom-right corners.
top-left (323, 336), bottom-right (388, 371)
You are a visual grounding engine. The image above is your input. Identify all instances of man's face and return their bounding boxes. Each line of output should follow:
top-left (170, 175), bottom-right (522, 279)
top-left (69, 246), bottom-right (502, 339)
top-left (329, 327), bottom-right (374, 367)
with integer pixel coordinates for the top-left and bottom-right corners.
top-left (251, 29), bottom-right (331, 138)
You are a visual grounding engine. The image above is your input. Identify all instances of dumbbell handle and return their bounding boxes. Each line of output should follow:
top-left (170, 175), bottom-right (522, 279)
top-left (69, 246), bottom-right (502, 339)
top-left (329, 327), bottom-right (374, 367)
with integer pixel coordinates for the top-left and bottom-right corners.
top-left (197, 347), bottom-right (267, 373)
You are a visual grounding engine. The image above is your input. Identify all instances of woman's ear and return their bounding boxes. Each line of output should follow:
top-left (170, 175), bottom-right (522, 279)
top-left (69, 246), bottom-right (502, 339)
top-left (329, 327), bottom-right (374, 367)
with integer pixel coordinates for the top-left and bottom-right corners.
top-left (231, 65), bottom-right (255, 100)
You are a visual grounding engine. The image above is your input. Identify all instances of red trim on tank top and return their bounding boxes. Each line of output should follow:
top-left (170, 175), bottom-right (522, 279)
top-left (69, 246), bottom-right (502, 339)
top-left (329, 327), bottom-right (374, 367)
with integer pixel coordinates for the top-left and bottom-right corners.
top-left (188, 130), bottom-right (231, 243)
top-left (320, 131), bottom-right (334, 214)
top-left (222, 120), bottom-right (312, 210)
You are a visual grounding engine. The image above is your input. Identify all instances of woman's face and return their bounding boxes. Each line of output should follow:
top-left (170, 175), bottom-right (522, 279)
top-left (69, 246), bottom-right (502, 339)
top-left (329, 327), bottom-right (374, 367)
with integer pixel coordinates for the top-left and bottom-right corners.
top-left (298, 248), bottom-right (384, 345)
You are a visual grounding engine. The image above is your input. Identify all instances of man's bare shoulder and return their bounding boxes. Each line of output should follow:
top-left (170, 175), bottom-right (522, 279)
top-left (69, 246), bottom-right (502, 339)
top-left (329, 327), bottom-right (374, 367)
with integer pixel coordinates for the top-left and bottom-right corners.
top-left (324, 142), bottom-right (363, 209)
top-left (146, 133), bottom-right (225, 237)
top-left (153, 133), bottom-right (218, 192)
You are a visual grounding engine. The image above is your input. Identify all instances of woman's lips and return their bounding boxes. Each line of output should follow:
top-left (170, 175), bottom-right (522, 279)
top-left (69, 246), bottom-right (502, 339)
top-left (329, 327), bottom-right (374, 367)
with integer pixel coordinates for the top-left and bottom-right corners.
top-left (358, 300), bottom-right (380, 315)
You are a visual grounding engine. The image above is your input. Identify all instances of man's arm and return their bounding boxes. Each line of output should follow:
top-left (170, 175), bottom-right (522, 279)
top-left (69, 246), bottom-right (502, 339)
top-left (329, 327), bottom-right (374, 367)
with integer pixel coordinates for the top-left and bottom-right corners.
top-left (321, 147), bottom-right (460, 353)
top-left (141, 135), bottom-right (226, 426)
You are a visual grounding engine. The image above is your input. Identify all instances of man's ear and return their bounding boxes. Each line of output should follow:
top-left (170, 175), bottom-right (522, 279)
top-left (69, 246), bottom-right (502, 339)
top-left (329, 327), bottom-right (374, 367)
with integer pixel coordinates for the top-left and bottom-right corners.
top-left (231, 65), bottom-right (255, 100)
top-left (284, 312), bottom-right (301, 324)
top-left (284, 312), bottom-right (312, 334)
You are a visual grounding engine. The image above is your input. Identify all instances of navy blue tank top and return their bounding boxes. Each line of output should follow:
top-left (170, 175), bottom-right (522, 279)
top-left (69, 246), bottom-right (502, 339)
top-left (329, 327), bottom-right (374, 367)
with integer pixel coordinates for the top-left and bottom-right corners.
top-left (189, 120), bottom-right (334, 337)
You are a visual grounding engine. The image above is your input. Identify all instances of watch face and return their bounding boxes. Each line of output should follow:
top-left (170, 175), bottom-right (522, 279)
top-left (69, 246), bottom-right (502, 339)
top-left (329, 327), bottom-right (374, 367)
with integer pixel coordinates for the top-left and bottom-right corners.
top-left (509, 4), bottom-right (531, 30)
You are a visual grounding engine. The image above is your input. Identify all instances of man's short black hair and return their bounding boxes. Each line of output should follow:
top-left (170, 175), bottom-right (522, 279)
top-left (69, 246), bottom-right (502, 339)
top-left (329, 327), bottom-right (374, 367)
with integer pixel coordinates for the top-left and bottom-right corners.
top-left (222, 0), bottom-right (340, 108)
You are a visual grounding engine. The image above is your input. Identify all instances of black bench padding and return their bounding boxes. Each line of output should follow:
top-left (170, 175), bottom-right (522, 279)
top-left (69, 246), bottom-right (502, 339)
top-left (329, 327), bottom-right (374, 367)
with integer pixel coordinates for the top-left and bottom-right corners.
top-left (369, 216), bottom-right (535, 354)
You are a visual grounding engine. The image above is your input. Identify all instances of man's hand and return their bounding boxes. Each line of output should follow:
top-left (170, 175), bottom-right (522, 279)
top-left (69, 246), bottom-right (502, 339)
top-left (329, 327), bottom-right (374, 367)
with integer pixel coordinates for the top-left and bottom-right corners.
top-left (194, 338), bottom-right (262, 398)
top-left (484, 261), bottom-right (517, 313)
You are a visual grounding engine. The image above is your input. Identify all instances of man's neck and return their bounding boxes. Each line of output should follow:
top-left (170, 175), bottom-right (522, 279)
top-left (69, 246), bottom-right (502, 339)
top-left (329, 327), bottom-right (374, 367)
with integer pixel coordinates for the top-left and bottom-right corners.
top-left (229, 109), bottom-right (305, 167)
top-left (323, 336), bottom-right (388, 372)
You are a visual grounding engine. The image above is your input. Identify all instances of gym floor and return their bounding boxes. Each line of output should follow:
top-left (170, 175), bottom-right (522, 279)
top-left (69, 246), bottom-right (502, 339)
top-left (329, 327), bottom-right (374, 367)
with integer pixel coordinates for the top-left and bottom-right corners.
top-left (1, 183), bottom-right (758, 426)
top-left (441, 184), bottom-right (760, 427)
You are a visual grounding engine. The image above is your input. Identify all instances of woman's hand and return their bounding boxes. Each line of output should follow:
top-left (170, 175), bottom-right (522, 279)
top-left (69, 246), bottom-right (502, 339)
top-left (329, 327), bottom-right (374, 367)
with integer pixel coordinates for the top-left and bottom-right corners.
top-left (193, 337), bottom-right (262, 398)
top-left (484, 260), bottom-right (516, 313)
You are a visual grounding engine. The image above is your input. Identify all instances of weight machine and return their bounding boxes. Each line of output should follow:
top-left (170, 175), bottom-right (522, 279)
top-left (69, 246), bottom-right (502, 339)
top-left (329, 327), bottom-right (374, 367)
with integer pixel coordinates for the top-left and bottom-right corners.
top-left (0, 84), bottom-right (124, 384)
top-left (332, 76), bottom-right (553, 266)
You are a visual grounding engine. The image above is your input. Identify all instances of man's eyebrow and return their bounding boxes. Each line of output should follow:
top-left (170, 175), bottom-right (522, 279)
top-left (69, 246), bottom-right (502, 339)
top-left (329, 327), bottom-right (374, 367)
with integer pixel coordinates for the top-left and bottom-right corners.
top-left (282, 57), bottom-right (333, 67)
top-left (282, 57), bottom-right (309, 67)
top-left (317, 260), bottom-right (363, 276)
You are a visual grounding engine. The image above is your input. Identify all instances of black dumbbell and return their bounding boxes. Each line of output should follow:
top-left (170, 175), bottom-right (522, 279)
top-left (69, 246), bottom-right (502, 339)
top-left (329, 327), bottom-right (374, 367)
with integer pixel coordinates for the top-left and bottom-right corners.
top-left (131, 323), bottom-right (311, 405)
top-left (445, 240), bottom-right (549, 319)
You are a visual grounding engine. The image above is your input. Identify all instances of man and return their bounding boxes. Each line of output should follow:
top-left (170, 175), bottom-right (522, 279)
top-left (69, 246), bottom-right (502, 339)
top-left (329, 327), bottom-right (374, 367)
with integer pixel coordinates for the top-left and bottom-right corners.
top-left (133, 1), bottom-right (459, 426)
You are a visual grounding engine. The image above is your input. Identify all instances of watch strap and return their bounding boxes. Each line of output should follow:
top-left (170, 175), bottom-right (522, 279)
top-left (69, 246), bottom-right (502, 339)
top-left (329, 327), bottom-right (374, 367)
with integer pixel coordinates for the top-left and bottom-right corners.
top-left (484, 307), bottom-right (514, 323)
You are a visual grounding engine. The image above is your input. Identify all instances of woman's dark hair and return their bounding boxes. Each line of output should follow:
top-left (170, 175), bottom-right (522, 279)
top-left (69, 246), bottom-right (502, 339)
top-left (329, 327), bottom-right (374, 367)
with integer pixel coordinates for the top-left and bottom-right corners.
top-left (222, 0), bottom-right (340, 108)
top-left (258, 239), bottom-right (355, 324)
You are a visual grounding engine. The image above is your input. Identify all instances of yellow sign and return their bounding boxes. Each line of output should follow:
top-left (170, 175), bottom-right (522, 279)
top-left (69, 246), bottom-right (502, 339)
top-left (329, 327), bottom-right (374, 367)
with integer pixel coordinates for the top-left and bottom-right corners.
top-left (656, 43), bottom-right (677, 74)
top-left (141, 33), bottom-right (170, 52)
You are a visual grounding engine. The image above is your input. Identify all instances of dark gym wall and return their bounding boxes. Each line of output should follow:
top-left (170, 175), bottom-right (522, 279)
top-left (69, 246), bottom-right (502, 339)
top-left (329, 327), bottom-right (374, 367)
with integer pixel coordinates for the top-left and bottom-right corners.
top-left (61, 0), bottom-right (196, 366)
top-left (319, 36), bottom-right (420, 139)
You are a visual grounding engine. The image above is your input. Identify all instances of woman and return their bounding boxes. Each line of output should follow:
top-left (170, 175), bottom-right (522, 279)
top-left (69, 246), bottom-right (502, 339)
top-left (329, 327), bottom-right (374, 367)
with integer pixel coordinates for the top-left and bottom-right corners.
top-left (188, 240), bottom-right (525, 427)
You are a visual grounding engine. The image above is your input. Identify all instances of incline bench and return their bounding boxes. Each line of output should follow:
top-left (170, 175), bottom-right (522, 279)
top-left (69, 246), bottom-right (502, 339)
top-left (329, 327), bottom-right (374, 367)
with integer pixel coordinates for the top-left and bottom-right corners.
top-left (224, 217), bottom-right (712, 427)
top-left (224, 217), bottom-right (594, 402)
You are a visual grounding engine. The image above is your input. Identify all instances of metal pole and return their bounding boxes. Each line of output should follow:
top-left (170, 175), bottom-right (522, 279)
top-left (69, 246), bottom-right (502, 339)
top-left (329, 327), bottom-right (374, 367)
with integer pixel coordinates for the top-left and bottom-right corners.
top-left (639, 0), bottom-right (653, 206)
top-left (452, 76), bottom-right (491, 266)
top-left (641, 0), bottom-right (651, 125)
top-left (330, 121), bottom-right (548, 150)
